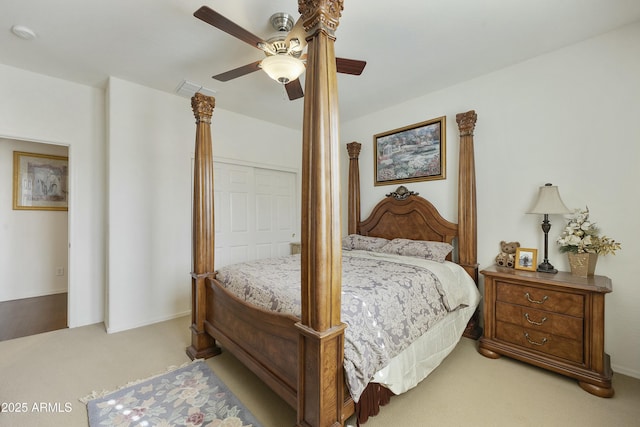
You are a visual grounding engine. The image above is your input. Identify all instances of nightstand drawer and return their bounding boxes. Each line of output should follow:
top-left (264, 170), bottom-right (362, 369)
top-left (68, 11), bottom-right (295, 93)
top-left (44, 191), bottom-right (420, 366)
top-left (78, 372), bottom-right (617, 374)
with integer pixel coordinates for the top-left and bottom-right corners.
top-left (496, 281), bottom-right (584, 317)
top-left (495, 301), bottom-right (583, 340)
top-left (496, 321), bottom-right (583, 364)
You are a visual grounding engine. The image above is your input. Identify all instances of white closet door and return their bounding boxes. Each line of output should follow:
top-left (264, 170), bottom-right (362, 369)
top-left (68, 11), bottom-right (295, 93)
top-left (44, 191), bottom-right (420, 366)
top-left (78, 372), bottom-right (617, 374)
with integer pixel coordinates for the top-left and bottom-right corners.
top-left (213, 161), bottom-right (297, 268)
top-left (254, 168), bottom-right (296, 259)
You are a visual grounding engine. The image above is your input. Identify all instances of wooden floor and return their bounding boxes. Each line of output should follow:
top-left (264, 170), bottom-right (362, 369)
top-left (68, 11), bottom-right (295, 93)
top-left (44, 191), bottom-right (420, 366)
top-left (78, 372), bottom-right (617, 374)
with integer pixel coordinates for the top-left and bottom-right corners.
top-left (0, 293), bottom-right (67, 341)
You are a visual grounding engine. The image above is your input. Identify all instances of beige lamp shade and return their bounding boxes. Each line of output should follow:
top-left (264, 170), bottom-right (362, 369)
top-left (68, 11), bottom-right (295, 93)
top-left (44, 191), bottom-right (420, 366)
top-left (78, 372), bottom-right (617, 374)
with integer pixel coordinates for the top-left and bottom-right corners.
top-left (528, 183), bottom-right (570, 214)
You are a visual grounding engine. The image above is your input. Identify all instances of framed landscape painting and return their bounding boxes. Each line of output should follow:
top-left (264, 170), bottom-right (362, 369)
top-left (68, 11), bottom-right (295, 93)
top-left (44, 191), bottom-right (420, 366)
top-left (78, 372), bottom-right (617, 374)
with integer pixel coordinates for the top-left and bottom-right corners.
top-left (374, 116), bottom-right (446, 186)
top-left (13, 151), bottom-right (69, 211)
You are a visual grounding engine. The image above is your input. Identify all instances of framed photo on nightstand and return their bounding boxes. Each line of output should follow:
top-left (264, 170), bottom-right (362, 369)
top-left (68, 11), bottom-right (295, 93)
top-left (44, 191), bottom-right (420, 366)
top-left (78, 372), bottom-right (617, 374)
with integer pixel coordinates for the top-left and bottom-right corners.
top-left (515, 247), bottom-right (537, 271)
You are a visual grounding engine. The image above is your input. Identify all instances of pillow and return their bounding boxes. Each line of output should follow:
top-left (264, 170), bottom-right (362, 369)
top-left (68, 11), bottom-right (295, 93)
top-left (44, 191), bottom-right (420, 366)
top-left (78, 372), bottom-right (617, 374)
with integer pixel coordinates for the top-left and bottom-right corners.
top-left (380, 238), bottom-right (453, 262)
top-left (342, 234), bottom-right (389, 251)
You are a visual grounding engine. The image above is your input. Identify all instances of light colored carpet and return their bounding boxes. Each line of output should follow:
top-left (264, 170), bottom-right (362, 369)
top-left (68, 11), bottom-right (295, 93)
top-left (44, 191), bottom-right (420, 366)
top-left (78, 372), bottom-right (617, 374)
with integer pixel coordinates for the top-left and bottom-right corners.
top-left (0, 315), bottom-right (638, 427)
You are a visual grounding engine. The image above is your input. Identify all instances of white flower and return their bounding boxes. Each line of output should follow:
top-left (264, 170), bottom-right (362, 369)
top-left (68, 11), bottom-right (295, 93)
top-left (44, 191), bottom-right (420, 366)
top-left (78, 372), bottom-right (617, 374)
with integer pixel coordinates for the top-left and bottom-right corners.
top-left (556, 207), bottom-right (621, 255)
top-left (566, 235), bottom-right (582, 246)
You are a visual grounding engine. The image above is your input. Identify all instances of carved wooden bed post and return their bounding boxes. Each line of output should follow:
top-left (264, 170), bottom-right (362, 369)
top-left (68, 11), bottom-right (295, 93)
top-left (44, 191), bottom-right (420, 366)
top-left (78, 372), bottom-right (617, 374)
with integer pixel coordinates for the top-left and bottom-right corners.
top-left (296, 1), bottom-right (347, 426)
top-left (347, 142), bottom-right (362, 235)
top-left (186, 93), bottom-right (221, 360)
top-left (456, 110), bottom-right (482, 339)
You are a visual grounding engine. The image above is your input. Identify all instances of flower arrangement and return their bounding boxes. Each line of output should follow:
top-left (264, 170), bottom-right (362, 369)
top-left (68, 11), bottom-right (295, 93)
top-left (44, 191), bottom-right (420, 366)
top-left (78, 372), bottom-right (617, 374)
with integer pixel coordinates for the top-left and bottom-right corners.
top-left (556, 207), bottom-right (621, 255)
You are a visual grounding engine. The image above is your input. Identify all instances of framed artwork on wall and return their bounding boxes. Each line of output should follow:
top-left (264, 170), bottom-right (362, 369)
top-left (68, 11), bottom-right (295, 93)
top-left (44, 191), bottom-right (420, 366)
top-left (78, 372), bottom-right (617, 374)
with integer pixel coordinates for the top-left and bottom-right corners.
top-left (13, 151), bottom-right (69, 211)
top-left (374, 116), bottom-right (446, 186)
top-left (515, 247), bottom-right (538, 271)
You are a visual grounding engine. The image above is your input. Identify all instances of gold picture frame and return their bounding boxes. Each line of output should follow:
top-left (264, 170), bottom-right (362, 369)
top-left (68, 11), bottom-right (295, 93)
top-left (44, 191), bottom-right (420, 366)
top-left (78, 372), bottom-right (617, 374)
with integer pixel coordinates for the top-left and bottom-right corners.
top-left (515, 247), bottom-right (538, 271)
top-left (374, 116), bottom-right (446, 186)
top-left (13, 151), bottom-right (69, 211)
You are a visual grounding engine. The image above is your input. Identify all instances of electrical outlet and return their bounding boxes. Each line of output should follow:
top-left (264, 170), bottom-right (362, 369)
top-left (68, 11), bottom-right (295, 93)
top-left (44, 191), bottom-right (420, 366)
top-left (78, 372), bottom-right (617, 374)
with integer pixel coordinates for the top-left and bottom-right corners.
top-left (56, 267), bottom-right (64, 276)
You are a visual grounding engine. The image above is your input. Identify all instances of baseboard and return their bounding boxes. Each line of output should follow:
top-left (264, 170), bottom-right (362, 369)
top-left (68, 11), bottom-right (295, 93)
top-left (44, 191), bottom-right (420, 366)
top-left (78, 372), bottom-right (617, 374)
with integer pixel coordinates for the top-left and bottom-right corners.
top-left (106, 310), bottom-right (190, 334)
top-left (611, 363), bottom-right (640, 380)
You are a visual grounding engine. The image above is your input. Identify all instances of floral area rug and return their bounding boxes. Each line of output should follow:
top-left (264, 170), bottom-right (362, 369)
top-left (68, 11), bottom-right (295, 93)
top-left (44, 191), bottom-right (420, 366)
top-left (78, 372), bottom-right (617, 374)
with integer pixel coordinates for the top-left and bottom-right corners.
top-left (81, 360), bottom-right (263, 427)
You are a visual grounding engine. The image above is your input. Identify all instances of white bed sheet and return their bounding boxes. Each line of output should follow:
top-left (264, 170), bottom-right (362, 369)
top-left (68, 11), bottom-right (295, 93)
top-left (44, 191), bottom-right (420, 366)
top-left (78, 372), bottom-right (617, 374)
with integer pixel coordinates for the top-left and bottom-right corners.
top-left (371, 261), bottom-right (480, 395)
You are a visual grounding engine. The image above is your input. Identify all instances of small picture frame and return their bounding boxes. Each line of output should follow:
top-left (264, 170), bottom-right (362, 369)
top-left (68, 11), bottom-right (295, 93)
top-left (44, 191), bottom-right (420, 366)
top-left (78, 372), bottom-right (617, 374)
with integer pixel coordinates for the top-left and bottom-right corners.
top-left (515, 248), bottom-right (538, 271)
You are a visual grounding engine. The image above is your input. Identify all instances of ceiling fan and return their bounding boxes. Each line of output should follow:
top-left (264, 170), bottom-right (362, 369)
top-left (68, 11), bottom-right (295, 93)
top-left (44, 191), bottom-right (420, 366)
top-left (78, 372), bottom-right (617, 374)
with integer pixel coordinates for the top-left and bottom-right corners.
top-left (194, 5), bottom-right (367, 100)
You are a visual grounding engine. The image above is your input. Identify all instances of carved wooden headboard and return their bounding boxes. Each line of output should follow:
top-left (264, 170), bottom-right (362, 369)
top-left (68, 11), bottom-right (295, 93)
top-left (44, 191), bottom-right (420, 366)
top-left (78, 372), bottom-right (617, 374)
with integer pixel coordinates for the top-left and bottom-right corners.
top-left (358, 186), bottom-right (458, 261)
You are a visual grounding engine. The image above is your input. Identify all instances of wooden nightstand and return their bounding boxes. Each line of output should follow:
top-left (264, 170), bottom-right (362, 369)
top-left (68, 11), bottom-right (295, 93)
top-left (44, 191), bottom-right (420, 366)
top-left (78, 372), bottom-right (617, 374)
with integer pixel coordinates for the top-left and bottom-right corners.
top-left (478, 265), bottom-right (614, 397)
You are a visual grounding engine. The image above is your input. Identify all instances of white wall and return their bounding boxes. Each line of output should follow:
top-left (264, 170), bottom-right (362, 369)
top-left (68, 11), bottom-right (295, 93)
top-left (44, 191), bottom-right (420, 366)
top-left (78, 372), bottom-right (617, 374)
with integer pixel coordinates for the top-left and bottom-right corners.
top-left (0, 139), bottom-right (68, 301)
top-left (340, 22), bottom-right (640, 378)
top-left (0, 65), bottom-right (302, 334)
top-left (0, 64), bottom-right (106, 328)
top-left (105, 77), bottom-right (302, 332)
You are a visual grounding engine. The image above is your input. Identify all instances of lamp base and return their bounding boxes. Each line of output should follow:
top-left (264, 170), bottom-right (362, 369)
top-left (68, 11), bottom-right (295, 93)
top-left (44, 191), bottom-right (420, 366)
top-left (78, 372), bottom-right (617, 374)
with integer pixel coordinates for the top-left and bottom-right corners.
top-left (537, 261), bottom-right (558, 274)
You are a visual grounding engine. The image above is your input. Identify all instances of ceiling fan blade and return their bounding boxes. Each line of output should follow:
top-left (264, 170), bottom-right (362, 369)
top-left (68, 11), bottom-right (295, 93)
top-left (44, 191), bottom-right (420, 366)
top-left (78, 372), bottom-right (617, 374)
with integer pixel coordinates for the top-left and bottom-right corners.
top-left (285, 17), bottom-right (307, 52)
top-left (285, 79), bottom-right (304, 100)
top-left (194, 6), bottom-right (265, 50)
top-left (212, 60), bottom-right (263, 82)
top-left (336, 58), bottom-right (367, 75)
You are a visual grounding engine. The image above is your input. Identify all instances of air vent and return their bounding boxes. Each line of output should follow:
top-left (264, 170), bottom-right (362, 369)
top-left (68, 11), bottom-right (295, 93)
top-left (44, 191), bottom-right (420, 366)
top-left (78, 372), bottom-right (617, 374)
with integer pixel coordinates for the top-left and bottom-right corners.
top-left (175, 80), bottom-right (217, 98)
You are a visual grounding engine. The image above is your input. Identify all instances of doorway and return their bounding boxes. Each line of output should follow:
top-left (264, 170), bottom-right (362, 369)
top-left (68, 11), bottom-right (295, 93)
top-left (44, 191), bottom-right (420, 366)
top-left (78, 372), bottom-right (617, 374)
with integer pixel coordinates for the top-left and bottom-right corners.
top-left (0, 138), bottom-right (69, 341)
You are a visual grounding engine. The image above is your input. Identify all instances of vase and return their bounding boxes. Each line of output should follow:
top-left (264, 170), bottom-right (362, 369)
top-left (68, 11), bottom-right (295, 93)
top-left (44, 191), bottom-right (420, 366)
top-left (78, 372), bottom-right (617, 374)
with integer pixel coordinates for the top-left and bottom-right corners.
top-left (567, 252), bottom-right (598, 277)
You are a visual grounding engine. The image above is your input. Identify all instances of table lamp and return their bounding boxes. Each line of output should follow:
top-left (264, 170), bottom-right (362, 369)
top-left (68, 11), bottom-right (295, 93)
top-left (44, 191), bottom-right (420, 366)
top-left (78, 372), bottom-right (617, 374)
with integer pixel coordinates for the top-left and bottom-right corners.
top-left (528, 183), bottom-right (570, 273)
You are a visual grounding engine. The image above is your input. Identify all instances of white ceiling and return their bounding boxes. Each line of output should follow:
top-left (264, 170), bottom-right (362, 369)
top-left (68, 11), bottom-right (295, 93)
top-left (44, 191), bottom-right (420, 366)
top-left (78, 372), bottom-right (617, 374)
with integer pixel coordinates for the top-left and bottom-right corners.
top-left (2, 0), bottom-right (639, 130)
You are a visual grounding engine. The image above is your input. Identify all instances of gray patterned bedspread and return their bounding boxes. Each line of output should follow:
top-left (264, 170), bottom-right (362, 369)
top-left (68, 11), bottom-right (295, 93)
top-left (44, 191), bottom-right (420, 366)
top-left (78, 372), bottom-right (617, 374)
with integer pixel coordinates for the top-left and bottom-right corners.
top-left (215, 250), bottom-right (475, 402)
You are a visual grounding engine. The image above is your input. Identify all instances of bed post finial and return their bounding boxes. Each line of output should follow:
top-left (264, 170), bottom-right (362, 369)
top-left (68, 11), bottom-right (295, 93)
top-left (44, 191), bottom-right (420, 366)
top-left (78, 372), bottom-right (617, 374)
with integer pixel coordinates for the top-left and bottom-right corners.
top-left (187, 93), bottom-right (221, 360)
top-left (456, 110), bottom-right (482, 339)
top-left (456, 110), bottom-right (477, 137)
top-left (347, 141), bottom-right (361, 235)
top-left (191, 92), bottom-right (214, 123)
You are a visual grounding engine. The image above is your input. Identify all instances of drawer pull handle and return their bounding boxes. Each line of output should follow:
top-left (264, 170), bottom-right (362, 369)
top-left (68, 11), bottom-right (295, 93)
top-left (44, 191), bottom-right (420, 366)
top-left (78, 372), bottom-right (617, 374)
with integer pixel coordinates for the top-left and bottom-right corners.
top-left (525, 292), bottom-right (548, 304)
top-left (524, 332), bottom-right (548, 346)
top-left (524, 313), bottom-right (548, 326)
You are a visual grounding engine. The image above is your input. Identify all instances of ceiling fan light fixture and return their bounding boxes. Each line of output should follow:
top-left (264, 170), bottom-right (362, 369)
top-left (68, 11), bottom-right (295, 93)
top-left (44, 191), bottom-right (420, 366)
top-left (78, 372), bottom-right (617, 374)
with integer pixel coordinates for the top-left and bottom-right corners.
top-left (260, 54), bottom-right (305, 84)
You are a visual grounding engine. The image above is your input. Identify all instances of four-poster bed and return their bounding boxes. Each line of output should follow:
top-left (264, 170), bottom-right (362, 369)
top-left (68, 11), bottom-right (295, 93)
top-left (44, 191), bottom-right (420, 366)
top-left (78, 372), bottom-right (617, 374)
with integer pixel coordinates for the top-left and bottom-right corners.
top-left (186, 2), bottom-right (480, 426)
